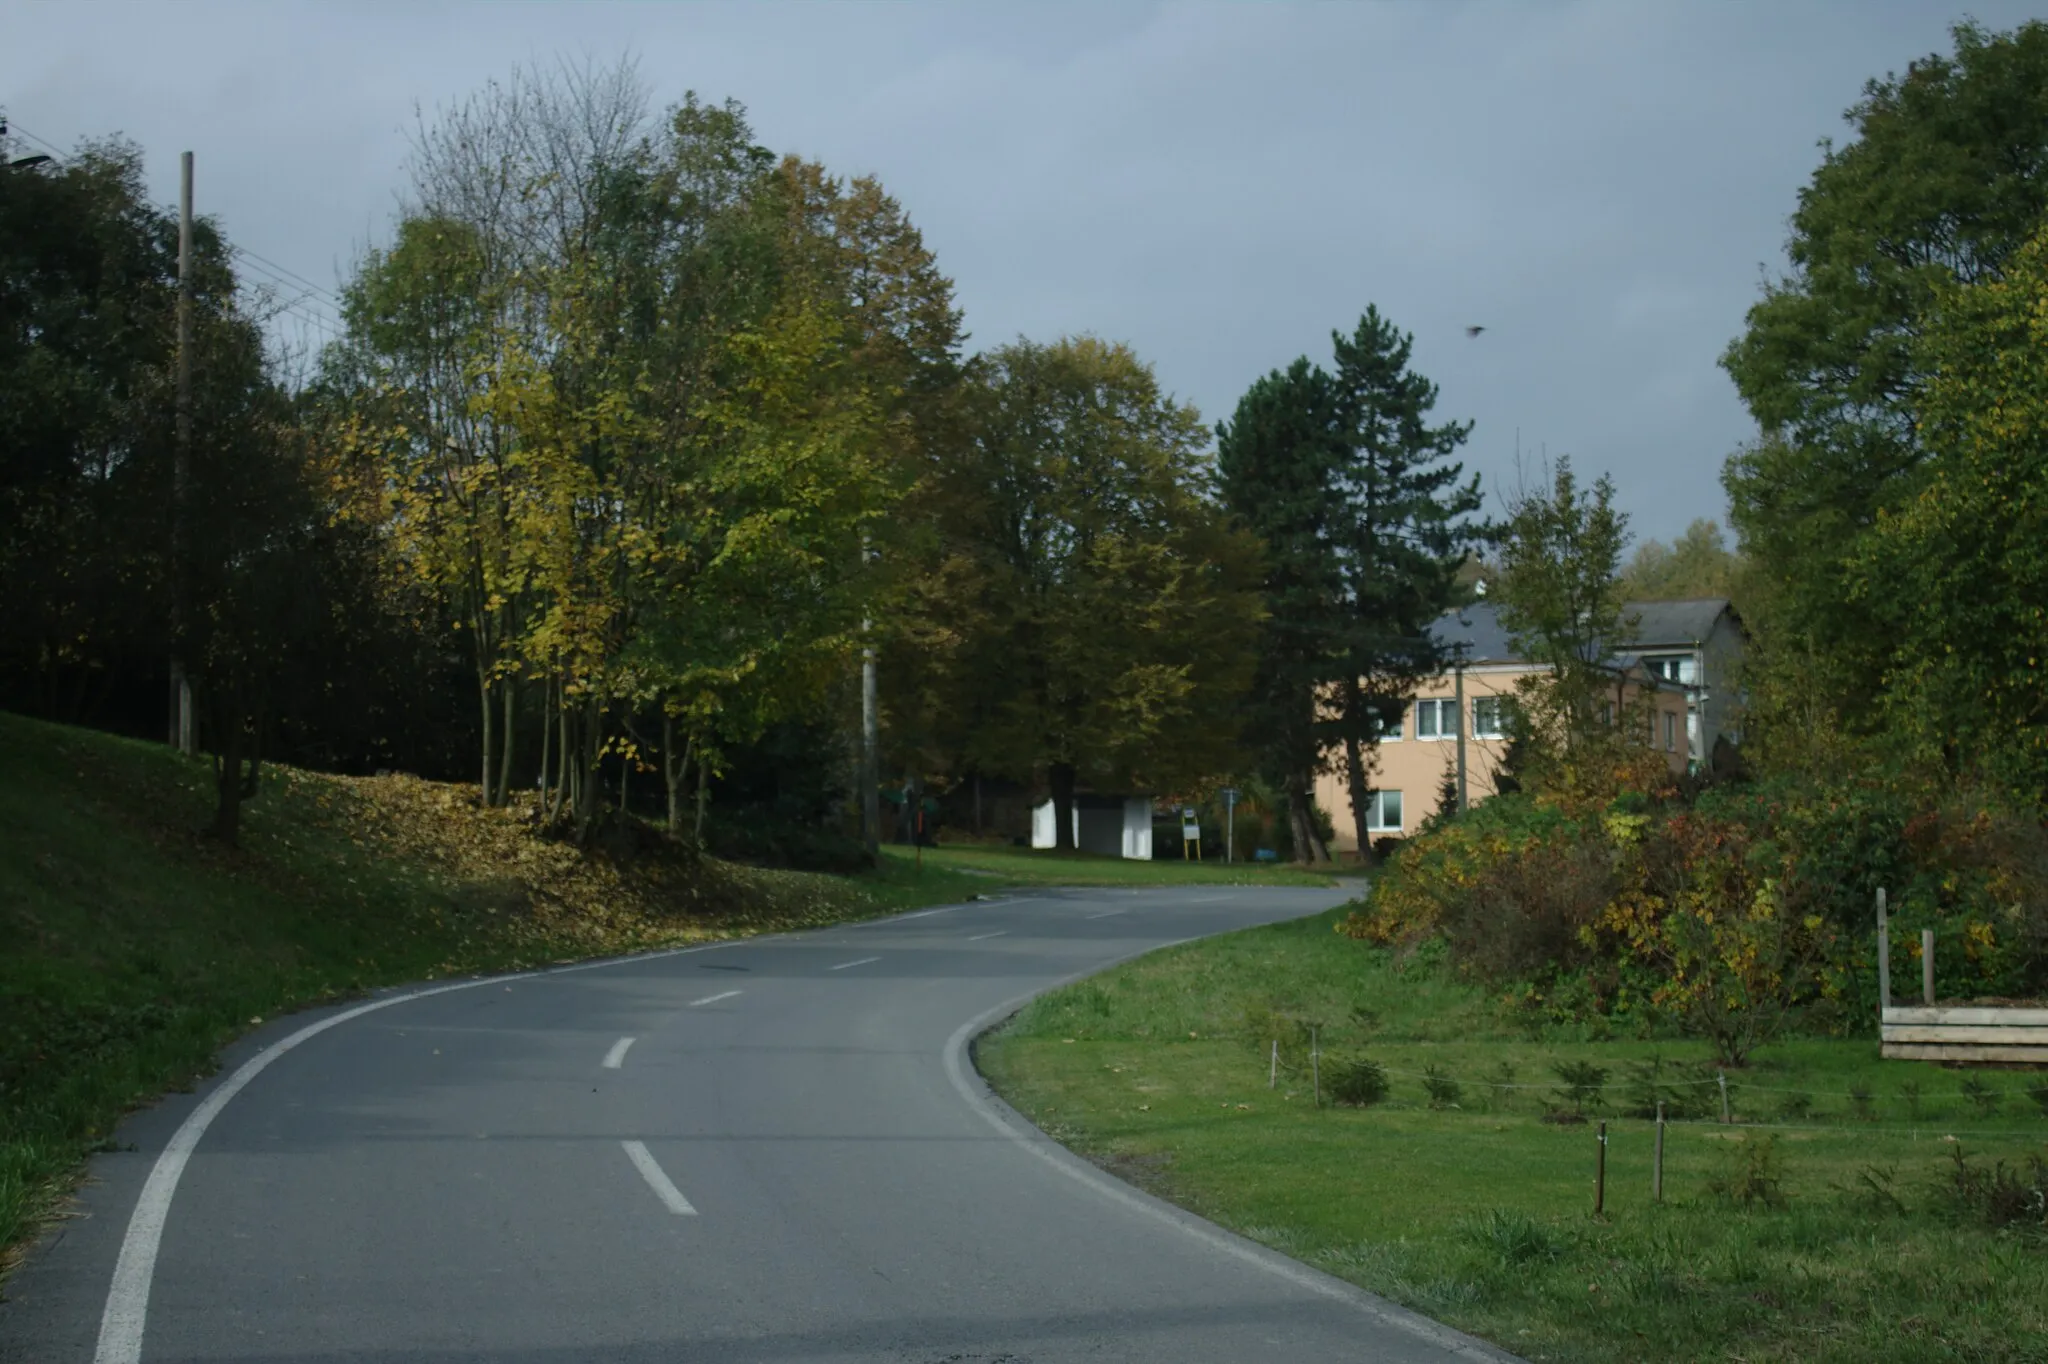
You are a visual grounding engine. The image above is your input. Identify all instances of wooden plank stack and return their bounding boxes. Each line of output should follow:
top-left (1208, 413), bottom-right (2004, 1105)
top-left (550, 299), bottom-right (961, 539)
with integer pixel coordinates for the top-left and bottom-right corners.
top-left (1874, 888), bottom-right (2048, 1066)
top-left (1880, 1006), bottom-right (2048, 1065)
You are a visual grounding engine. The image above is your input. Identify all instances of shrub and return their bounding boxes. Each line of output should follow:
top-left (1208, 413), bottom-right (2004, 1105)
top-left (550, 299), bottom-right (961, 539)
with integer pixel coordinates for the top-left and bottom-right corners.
top-left (1709, 1133), bottom-right (1789, 1209)
top-left (1621, 1053), bottom-right (1717, 1120)
top-left (1422, 1063), bottom-right (1463, 1110)
top-left (1462, 1209), bottom-right (1567, 1266)
top-left (1777, 1090), bottom-right (1815, 1122)
top-left (1326, 1056), bottom-right (1390, 1107)
top-left (2027, 1080), bottom-right (2048, 1119)
top-left (1551, 1060), bottom-right (1608, 1115)
top-left (1938, 1146), bottom-right (2048, 1229)
top-left (1961, 1074), bottom-right (2002, 1119)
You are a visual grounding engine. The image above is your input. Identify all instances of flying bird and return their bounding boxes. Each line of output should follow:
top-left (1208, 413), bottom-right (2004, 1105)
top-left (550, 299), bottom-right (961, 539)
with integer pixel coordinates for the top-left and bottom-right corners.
top-left (1465, 325), bottom-right (1486, 338)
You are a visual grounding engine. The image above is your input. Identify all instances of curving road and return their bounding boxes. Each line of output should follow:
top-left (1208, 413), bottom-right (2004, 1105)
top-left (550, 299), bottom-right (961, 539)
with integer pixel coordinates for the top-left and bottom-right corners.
top-left (0, 885), bottom-right (1517, 1364)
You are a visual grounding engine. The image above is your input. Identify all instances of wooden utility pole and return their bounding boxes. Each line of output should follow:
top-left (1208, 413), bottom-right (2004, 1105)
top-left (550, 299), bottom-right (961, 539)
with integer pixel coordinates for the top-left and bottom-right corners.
top-left (1453, 657), bottom-right (1469, 811)
top-left (169, 150), bottom-right (195, 755)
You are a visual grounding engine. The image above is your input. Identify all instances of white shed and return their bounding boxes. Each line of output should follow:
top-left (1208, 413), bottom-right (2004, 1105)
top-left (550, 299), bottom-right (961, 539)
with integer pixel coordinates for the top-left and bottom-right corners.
top-left (1030, 795), bottom-right (1154, 859)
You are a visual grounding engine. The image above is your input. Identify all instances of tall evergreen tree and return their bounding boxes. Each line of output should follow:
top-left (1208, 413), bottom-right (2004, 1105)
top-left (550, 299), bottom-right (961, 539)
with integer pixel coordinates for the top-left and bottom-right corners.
top-left (1325, 307), bottom-right (1484, 860)
top-left (1218, 311), bottom-right (1481, 863)
top-left (1216, 359), bottom-right (1348, 862)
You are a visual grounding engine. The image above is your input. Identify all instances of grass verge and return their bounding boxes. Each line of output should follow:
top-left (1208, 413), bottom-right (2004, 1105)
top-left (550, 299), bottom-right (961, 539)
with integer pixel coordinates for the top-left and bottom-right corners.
top-left (976, 906), bottom-right (2048, 1364)
top-left (0, 711), bottom-right (982, 1283)
top-left (880, 841), bottom-right (1343, 887)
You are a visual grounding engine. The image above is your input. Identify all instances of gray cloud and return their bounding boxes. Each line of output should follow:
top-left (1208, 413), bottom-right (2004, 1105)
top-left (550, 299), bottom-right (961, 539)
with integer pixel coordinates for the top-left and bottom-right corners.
top-left (7, 0), bottom-right (2037, 542)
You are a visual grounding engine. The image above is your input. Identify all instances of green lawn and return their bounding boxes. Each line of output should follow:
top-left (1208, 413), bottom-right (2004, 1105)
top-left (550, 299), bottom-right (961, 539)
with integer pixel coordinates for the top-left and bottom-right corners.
top-left (977, 906), bottom-right (2048, 1364)
top-left (881, 841), bottom-right (1344, 887)
top-left (0, 711), bottom-right (979, 1280)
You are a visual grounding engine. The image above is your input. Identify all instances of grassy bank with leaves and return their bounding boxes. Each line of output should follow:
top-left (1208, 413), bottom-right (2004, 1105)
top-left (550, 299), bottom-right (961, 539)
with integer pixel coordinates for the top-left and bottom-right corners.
top-left (977, 906), bottom-right (2048, 1364)
top-left (0, 711), bottom-right (987, 1281)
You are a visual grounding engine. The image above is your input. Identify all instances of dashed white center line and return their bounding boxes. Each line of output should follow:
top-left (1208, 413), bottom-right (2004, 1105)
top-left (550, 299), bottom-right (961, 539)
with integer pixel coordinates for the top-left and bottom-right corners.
top-left (1085, 909), bottom-right (1127, 919)
top-left (828, 956), bottom-right (881, 970)
top-left (967, 930), bottom-right (1007, 941)
top-left (688, 989), bottom-right (742, 1007)
top-left (601, 1036), bottom-right (636, 1069)
top-left (621, 1141), bottom-right (697, 1215)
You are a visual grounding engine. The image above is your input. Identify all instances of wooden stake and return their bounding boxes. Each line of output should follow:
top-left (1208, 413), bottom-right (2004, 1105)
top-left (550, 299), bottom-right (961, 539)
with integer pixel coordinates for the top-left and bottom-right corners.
top-left (1718, 1071), bottom-right (1730, 1124)
top-left (1653, 1102), bottom-right (1665, 1204)
top-left (1876, 888), bottom-right (1890, 1013)
top-left (1269, 1039), bottom-right (1277, 1090)
top-left (1922, 927), bottom-right (1935, 1006)
top-left (1310, 1026), bottom-right (1320, 1108)
top-left (1595, 1121), bottom-right (1608, 1216)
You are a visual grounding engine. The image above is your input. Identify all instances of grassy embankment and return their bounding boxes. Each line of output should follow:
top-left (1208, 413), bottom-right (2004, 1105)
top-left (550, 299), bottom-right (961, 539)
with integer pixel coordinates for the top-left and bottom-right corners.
top-left (978, 906), bottom-right (2048, 1364)
top-left (0, 710), bottom-right (994, 1279)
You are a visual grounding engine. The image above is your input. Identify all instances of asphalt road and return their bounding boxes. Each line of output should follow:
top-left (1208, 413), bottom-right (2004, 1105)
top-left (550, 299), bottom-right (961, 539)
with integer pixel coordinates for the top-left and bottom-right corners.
top-left (1, 884), bottom-right (1519, 1364)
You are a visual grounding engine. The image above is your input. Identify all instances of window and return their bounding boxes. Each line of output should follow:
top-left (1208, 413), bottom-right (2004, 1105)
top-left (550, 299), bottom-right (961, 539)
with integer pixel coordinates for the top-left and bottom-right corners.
top-left (1645, 655), bottom-right (1697, 684)
top-left (1471, 696), bottom-right (1509, 739)
top-left (1414, 698), bottom-right (1454, 739)
top-left (1600, 701), bottom-right (1615, 727)
top-left (1664, 711), bottom-right (1677, 752)
top-left (1374, 712), bottom-right (1404, 742)
top-left (1366, 789), bottom-right (1403, 831)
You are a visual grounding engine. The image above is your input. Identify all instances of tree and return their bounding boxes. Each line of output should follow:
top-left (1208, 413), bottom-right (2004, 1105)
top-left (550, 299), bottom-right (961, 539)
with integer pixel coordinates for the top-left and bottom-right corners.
top-left (0, 137), bottom-right (182, 732)
top-left (940, 337), bottom-right (1262, 849)
top-left (1218, 310), bottom-right (1483, 864)
top-left (1853, 215), bottom-right (2048, 799)
top-left (1721, 18), bottom-right (2048, 736)
top-left (1216, 359), bottom-right (1348, 861)
top-left (1617, 518), bottom-right (1743, 602)
top-left (1491, 457), bottom-right (1660, 798)
top-left (1324, 308), bottom-right (1485, 860)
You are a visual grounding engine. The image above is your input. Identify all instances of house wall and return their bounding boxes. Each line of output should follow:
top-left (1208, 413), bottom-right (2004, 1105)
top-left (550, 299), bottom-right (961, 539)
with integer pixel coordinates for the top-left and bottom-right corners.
top-left (1316, 667), bottom-right (1691, 856)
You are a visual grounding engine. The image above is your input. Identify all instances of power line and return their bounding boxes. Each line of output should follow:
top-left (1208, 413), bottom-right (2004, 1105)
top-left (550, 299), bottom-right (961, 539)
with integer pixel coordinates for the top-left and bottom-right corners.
top-left (230, 244), bottom-right (341, 306)
top-left (8, 120), bottom-right (348, 329)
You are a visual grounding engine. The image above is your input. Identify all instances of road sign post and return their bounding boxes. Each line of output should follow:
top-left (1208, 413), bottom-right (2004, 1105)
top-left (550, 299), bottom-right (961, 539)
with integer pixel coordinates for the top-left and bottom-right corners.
top-left (1221, 787), bottom-right (1239, 863)
top-left (1181, 805), bottom-right (1201, 862)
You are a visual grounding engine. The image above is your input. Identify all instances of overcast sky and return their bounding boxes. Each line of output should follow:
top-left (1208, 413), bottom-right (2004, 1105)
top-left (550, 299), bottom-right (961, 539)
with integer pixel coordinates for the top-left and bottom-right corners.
top-left (7, 1), bottom-right (2041, 543)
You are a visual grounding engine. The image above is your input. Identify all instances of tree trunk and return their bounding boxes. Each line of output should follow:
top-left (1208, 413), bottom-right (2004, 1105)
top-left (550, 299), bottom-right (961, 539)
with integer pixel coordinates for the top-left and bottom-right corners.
top-left (1285, 770), bottom-right (1329, 865)
top-left (492, 675), bottom-right (516, 807)
top-left (207, 680), bottom-right (264, 847)
top-left (538, 679), bottom-right (555, 809)
top-left (664, 712), bottom-right (691, 836)
top-left (476, 668), bottom-right (496, 805)
top-left (1339, 677), bottom-right (1374, 864)
top-left (694, 740), bottom-right (709, 845)
top-left (1341, 732), bottom-right (1373, 866)
top-left (1049, 761), bottom-right (1077, 852)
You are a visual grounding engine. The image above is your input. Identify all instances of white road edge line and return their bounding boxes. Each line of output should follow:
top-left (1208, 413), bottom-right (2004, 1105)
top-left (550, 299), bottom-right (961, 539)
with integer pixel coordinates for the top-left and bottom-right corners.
top-left (967, 930), bottom-right (1008, 941)
top-left (688, 989), bottom-right (742, 1007)
top-left (621, 1140), bottom-right (697, 1215)
top-left (601, 1036), bottom-right (636, 1069)
top-left (940, 957), bottom-right (1520, 1364)
top-left (828, 956), bottom-right (881, 970)
top-left (90, 936), bottom-right (751, 1364)
top-left (1084, 909), bottom-right (1126, 919)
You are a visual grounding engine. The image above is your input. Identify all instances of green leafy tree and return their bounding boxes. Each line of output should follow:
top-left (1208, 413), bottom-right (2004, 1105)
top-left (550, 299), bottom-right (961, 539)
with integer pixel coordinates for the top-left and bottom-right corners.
top-left (1618, 518), bottom-right (1743, 602)
top-left (1853, 215), bottom-right (2048, 798)
top-left (942, 337), bottom-right (1262, 849)
top-left (1721, 18), bottom-right (2048, 737)
top-left (1491, 457), bottom-right (1662, 797)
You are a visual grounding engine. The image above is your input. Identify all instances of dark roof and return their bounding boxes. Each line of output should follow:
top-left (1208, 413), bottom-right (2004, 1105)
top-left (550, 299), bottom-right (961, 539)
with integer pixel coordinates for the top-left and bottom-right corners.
top-left (1622, 598), bottom-right (1736, 649)
top-left (1428, 597), bottom-right (1736, 670)
top-left (1428, 601), bottom-right (1521, 664)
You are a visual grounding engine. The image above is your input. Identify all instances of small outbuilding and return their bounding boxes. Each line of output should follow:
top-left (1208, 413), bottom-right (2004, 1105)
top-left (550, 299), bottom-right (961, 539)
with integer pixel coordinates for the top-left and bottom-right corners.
top-left (1030, 794), bottom-right (1154, 859)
